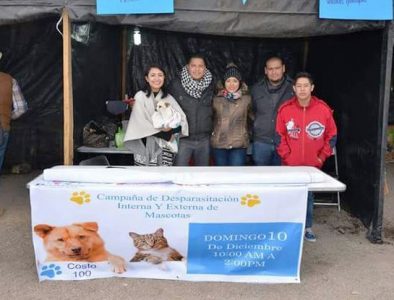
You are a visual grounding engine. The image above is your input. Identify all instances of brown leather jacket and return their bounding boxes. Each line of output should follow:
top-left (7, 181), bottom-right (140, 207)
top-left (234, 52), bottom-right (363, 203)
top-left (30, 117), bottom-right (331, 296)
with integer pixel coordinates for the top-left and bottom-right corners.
top-left (211, 92), bottom-right (252, 149)
top-left (0, 72), bottom-right (13, 131)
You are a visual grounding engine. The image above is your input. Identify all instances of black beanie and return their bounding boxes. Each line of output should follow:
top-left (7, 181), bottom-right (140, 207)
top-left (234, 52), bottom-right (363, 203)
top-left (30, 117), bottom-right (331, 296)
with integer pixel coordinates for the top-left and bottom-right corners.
top-left (223, 63), bottom-right (242, 82)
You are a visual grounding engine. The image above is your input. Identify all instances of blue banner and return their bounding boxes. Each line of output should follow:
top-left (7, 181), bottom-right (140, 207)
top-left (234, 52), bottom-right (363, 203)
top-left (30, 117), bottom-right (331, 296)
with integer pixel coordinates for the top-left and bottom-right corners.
top-left (97, 0), bottom-right (174, 15)
top-left (320, 0), bottom-right (393, 20)
top-left (188, 223), bottom-right (303, 277)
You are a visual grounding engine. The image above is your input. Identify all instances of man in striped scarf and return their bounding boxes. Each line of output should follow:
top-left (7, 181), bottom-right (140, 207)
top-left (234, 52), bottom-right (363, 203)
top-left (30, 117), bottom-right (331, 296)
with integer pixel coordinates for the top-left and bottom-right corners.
top-left (169, 54), bottom-right (215, 166)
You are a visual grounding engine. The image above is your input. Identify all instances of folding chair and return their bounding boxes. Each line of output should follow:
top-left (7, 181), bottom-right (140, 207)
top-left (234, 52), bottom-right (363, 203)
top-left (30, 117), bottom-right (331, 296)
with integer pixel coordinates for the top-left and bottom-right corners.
top-left (314, 147), bottom-right (341, 211)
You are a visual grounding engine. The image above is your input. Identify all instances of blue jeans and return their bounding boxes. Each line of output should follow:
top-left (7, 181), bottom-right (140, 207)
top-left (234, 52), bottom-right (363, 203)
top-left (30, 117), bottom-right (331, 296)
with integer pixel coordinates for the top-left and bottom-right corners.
top-left (0, 131), bottom-right (10, 173)
top-left (175, 137), bottom-right (210, 166)
top-left (306, 192), bottom-right (314, 229)
top-left (213, 148), bottom-right (247, 166)
top-left (252, 141), bottom-right (281, 166)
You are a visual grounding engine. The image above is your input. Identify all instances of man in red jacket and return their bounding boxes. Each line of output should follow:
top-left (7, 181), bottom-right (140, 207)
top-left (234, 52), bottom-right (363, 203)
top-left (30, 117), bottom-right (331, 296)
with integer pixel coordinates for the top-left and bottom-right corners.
top-left (276, 72), bottom-right (337, 242)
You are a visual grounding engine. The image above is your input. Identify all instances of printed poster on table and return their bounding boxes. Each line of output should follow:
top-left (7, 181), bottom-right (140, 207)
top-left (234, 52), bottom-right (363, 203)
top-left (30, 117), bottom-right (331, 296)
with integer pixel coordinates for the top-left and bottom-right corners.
top-left (30, 180), bottom-right (307, 283)
top-left (319, 0), bottom-right (393, 20)
top-left (97, 0), bottom-right (174, 15)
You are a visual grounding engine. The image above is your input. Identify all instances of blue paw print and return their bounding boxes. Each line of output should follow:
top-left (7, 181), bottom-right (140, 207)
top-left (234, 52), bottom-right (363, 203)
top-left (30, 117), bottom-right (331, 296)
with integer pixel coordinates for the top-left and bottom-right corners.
top-left (40, 264), bottom-right (62, 278)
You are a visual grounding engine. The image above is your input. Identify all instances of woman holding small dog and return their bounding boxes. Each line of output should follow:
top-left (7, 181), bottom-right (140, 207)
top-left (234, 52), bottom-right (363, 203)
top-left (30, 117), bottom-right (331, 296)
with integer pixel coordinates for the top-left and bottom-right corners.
top-left (124, 65), bottom-right (188, 166)
top-left (211, 63), bottom-right (252, 166)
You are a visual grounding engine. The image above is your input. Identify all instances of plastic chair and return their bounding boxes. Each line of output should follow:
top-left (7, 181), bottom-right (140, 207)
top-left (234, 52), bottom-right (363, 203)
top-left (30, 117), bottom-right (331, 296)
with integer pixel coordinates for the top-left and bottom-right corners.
top-left (79, 155), bottom-right (110, 166)
top-left (314, 147), bottom-right (341, 211)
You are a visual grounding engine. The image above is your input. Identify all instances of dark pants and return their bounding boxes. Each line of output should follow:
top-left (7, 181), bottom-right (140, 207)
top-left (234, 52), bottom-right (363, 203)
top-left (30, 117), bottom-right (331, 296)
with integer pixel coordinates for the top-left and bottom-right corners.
top-left (0, 131), bottom-right (10, 173)
top-left (175, 137), bottom-right (210, 166)
top-left (252, 141), bottom-right (281, 166)
top-left (213, 148), bottom-right (247, 166)
top-left (306, 192), bottom-right (314, 228)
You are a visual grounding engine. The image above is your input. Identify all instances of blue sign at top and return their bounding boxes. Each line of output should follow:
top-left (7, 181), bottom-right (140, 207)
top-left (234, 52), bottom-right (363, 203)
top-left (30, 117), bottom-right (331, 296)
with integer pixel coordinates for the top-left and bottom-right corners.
top-left (97, 0), bottom-right (174, 15)
top-left (319, 0), bottom-right (393, 20)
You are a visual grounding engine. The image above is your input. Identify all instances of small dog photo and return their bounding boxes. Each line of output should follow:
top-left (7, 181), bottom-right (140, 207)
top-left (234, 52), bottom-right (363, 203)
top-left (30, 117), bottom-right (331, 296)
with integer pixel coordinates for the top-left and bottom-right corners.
top-left (34, 222), bottom-right (126, 274)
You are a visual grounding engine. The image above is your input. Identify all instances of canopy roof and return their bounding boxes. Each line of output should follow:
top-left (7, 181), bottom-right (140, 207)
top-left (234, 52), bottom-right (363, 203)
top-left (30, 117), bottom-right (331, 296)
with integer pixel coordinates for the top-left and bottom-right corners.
top-left (0, 0), bottom-right (385, 37)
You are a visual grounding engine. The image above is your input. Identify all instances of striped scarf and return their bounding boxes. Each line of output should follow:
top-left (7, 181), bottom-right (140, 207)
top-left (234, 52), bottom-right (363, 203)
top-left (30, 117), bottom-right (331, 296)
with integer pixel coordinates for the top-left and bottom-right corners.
top-left (180, 66), bottom-right (212, 99)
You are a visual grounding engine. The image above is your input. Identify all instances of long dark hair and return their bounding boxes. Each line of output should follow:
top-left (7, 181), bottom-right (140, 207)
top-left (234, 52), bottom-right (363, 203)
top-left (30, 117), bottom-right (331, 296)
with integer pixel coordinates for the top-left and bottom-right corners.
top-left (143, 65), bottom-right (168, 98)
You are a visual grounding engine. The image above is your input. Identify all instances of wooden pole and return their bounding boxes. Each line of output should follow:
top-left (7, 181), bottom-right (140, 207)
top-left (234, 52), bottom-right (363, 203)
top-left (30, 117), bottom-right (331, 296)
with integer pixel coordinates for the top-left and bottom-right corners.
top-left (62, 8), bottom-right (74, 165)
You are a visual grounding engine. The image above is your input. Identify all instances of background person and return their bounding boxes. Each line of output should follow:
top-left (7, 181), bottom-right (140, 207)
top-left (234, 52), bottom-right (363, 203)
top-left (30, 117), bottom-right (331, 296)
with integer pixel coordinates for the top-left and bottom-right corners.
top-left (251, 55), bottom-right (293, 166)
top-left (169, 54), bottom-right (215, 166)
top-left (276, 72), bottom-right (337, 242)
top-left (0, 52), bottom-right (28, 173)
top-left (0, 51), bottom-right (28, 216)
top-left (211, 63), bottom-right (252, 166)
top-left (124, 65), bottom-right (188, 166)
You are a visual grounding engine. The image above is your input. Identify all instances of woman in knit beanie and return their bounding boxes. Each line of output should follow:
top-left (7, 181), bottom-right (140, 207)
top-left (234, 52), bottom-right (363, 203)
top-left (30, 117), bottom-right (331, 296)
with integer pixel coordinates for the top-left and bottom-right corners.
top-left (211, 63), bottom-right (252, 166)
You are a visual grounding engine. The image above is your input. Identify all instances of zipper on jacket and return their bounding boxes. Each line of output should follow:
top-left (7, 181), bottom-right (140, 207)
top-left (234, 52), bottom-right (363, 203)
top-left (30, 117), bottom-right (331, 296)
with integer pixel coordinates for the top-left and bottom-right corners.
top-left (302, 106), bottom-right (306, 164)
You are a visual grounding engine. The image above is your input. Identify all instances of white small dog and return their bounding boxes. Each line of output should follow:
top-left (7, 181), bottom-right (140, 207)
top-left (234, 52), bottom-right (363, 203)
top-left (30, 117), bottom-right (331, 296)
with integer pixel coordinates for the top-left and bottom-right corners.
top-left (152, 100), bottom-right (182, 153)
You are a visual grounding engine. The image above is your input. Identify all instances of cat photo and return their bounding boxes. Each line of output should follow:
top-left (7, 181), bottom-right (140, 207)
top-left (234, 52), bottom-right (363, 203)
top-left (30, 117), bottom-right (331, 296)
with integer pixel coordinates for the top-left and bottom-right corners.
top-left (129, 228), bottom-right (183, 265)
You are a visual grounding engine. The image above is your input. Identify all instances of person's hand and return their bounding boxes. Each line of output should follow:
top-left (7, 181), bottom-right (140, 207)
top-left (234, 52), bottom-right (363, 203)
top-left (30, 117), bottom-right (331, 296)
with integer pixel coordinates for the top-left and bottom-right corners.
top-left (317, 157), bottom-right (323, 165)
top-left (123, 95), bottom-right (135, 107)
top-left (161, 127), bottom-right (172, 132)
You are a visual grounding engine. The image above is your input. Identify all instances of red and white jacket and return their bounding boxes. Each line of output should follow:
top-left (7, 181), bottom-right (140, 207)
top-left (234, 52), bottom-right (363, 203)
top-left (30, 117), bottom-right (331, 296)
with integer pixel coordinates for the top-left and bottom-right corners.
top-left (275, 96), bottom-right (337, 168)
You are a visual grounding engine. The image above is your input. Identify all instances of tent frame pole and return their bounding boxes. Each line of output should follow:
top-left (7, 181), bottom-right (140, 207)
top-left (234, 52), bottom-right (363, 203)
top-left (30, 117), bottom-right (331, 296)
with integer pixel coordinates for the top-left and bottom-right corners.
top-left (368, 22), bottom-right (393, 243)
top-left (62, 8), bottom-right (74, 165)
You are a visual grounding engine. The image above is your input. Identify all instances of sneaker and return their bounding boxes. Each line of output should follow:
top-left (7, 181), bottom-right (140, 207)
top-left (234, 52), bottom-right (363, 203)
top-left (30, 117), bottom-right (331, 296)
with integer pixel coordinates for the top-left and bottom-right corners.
top-left (304, 230), bottom-right (316, 242)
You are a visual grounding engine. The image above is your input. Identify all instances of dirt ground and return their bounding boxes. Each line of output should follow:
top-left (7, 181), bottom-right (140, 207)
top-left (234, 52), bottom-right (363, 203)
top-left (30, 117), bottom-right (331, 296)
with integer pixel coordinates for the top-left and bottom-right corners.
top-left (0, 164), bottom-right (393, 300)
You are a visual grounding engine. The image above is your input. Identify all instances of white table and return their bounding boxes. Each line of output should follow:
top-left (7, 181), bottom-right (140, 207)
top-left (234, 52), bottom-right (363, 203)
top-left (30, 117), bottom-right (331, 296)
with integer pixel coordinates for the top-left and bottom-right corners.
top-left (29, 166), bottom-right (345, 283)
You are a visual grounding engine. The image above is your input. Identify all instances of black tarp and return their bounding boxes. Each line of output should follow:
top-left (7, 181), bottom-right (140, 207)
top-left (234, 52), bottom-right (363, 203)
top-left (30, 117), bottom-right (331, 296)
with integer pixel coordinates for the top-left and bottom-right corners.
top-left (0, 20), bottom-right (122, 169)
top-left (0, 1), bottom-right (63, 25)
top-left (72, 23), bottom-right (122, 151)
top-left (307, 31), bottom-right (387, 233)
top-left (0, 1), bottom-right (386, 37)
top-left (0, 18), bottom-right (63, 169)
top-left (126, 29), bottom-right (305, 95)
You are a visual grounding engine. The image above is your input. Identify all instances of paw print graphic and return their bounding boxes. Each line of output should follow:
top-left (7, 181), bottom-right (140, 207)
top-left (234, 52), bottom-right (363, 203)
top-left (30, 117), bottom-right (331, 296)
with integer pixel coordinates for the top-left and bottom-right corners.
top-left (241, 194), bottom-right (261, 207)
top-left (70, 191), bottom-right (91, 205)
top-left (40, 264), bottom-right (62, 278)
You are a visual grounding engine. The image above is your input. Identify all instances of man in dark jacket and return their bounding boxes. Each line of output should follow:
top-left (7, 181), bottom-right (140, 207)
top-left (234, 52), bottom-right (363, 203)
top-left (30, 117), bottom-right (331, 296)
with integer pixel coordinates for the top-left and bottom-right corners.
top-left (251, 56), bottom-right (293, 165)
top-left (169, 54), bottom-right (215, 166)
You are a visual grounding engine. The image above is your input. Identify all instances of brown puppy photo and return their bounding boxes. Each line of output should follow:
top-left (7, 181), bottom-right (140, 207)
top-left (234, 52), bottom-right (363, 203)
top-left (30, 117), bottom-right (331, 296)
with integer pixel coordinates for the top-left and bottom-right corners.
top-left (34, 222), bottom-right (126, 274)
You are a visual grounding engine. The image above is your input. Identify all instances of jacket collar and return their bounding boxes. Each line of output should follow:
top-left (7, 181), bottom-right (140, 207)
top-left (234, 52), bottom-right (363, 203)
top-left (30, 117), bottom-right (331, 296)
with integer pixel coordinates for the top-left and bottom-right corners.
top-left (261, 75), bottom-right (291, 93)
top-left (291, 95), bottom-right (318, 109)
